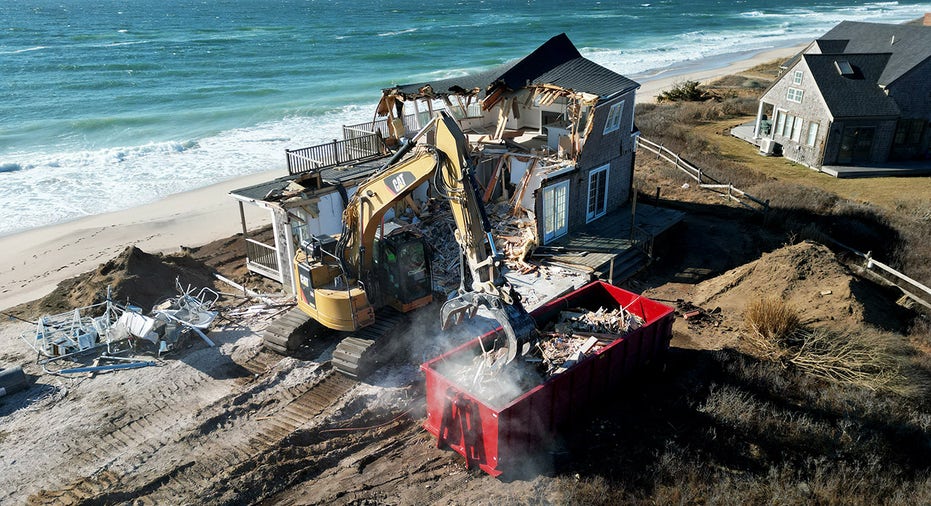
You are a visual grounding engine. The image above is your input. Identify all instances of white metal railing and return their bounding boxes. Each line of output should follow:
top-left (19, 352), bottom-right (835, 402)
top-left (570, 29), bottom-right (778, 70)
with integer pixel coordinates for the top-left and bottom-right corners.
top-left (245, 238), bottom-right (282, 282)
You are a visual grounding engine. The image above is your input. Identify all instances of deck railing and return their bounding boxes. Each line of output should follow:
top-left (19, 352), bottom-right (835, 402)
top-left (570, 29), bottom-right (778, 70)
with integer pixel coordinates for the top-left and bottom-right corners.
top-left (245, 238), bottom-right (282, 282)
top-left (285, 132), bottom-right (385, 175)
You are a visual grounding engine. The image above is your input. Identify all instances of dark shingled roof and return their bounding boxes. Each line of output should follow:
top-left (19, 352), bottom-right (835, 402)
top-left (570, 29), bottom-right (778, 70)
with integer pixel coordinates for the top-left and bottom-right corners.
top-left (804, 53), bottom-right (900, 119)
top-left (230, 156), bottom-right (391, 202)
top-left (820, 21), bottom-right (931, 85)
top-left (813, 39), bottom-right (850, 54)
top-left (388, 33), bottom-right (638, 100)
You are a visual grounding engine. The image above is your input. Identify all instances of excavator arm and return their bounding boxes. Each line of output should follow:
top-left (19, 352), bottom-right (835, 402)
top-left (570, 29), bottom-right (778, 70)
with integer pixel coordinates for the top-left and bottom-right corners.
top-left (338, 113), bottom-right (535, 362)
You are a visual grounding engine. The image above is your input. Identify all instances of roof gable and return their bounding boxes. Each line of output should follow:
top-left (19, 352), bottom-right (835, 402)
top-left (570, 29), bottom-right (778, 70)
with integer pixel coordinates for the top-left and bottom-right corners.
top-left (386, 33), bottom-right (638, 100)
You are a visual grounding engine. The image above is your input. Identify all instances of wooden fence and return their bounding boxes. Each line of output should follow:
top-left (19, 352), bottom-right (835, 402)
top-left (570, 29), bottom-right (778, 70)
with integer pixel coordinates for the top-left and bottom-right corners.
top-left (637, 137), bottom-right (931, 310)
top-left (637, 136), bottom-right (769, 212)
top-left (828, 239), bottom-right (931, 311)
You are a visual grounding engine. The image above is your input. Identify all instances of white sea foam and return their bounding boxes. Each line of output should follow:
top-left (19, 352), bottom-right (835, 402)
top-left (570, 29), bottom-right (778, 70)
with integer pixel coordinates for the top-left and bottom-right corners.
top-left (582, 1), bottom-right (928, 76)
top-left (2, 46), bottom-right (48, 55)
top-left (0, 103), bottom-right (376, 236)
top-left (378, 28), bottom-right (418, 37)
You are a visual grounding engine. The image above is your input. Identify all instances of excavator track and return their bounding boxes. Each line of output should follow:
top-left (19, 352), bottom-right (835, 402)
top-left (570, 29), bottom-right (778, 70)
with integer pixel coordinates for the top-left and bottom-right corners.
top-left (262, 306), bottom-right (315, 354)
top-left (331, 309), bottom-right (407, 378)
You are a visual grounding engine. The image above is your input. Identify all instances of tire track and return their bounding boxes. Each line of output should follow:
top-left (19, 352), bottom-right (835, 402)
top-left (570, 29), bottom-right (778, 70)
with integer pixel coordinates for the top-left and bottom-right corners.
top-left (44, 365), bottom-right (359, 504)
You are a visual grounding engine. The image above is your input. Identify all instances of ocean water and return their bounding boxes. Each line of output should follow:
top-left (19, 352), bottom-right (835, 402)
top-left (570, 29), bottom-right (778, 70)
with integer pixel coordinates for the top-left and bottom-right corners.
top-left (2, 0), bottom-right (929, 236)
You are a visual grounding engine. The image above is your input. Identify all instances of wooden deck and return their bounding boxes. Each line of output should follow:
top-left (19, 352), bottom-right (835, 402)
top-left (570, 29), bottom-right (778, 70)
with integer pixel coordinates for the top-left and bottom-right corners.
top-left (538, 203), bottom-right (684, 283)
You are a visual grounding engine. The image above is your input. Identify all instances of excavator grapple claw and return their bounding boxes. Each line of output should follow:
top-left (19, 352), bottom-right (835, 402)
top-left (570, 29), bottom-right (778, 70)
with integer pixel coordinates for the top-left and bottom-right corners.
top-left (440, 292), bottom-right (536, 363)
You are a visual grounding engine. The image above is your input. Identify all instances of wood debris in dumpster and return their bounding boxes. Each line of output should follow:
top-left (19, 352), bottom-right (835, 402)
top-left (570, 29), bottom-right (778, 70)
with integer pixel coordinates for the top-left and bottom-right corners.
top-left (441, 306), bottom-right (645, 407)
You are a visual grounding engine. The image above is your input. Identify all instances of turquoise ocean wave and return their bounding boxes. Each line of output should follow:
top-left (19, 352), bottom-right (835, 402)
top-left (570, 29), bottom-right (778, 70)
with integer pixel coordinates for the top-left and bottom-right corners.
top-left (1, 0), bottom-right (929, 235)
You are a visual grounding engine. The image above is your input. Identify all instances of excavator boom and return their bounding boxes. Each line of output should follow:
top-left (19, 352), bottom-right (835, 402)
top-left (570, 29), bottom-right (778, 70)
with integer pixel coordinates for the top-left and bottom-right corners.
top-left (341, 113), bottom-right (536, 361)
top-left (264, 112), bottom-right (536, 372)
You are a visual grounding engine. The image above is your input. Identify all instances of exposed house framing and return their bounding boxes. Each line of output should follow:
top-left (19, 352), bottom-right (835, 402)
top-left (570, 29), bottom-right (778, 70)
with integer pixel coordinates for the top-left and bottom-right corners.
top-left (230, 34), bottom-right (682, 292)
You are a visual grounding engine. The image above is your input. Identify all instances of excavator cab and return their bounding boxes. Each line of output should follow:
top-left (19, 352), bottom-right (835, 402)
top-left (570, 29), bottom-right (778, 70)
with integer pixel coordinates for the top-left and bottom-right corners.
top-left (373, 228), bottom-right (434, 313)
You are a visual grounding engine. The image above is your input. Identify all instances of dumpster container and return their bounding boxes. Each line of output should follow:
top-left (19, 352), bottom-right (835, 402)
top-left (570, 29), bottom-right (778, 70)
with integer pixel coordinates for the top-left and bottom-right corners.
top-left (421, 281), bottom-right (674, 477)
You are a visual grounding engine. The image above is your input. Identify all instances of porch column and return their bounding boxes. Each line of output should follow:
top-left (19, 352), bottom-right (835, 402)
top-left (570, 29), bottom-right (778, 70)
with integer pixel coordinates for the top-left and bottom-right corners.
top-left (271, 206), bottom-right (296, 295)
top-left (753, 101), bottom-right (765, 138)
top-left (238, 201), bottom-right (248, 237)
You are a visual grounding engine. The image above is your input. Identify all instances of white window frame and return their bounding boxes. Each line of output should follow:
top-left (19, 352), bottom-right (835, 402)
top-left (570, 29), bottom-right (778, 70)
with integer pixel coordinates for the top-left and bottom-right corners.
top-left (603, 101), bottom-right (624, 134)
top-left (774, 110), bottom-right (786, 138)
top-left (586, 164), bottom-right (610, 223)
top-left (793, 70), bottom-right (803, 85)
top-left (542, 180), bottom-right (570, 244)
top-left (787, 87), bottom-right (804, 103)
top-left (806, 122), bottom-right (819, 147)
top-left (791, 116), bottom-right (803, 142)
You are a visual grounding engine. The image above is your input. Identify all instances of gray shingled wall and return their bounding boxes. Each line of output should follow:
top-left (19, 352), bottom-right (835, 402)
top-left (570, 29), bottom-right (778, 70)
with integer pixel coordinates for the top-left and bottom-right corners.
top-left (762, 60), bottom-right (831, 168)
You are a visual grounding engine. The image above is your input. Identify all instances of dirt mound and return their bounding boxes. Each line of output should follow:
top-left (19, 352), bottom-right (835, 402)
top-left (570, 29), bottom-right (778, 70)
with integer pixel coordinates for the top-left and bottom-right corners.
top-left (19, 246), bottom-right (217, 317)
top-left (693, 241), bottom-right (853, 324)
top-left (658, 241), bottom-right (910, 351)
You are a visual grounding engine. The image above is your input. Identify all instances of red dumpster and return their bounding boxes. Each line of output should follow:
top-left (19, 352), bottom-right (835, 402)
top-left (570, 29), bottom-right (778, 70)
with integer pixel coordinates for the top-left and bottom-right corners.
top-left (421, 281), bottom-right (674, 477)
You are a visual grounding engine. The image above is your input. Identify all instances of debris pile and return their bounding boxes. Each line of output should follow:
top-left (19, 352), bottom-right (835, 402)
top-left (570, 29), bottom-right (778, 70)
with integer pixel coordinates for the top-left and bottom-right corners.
top-left (445, 306), bottom-right (645, 407)
top-left (412, 198), bottom-right (540, 293)
top-left (21, 280), bottom-right (220, 375)
top-left (489, 203), bottom-right (538, 274)
top-left (537, 307), bottom-right (644, 375)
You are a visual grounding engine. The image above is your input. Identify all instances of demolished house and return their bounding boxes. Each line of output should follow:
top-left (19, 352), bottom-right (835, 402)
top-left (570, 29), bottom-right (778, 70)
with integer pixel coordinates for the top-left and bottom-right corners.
top-left (230, 33), bottom-right (653, 294)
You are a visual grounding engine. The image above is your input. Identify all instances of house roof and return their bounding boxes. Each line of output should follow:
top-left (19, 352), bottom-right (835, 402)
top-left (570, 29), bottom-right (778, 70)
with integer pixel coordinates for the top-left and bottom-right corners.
top-left (819, 21), bottom-right (931, 85)
top-left (804, 53), bottom-right (900, 119)
top-left (230, 156), bottom-right (390, 202)
top-left (386, 33), bottom-right (639, 100)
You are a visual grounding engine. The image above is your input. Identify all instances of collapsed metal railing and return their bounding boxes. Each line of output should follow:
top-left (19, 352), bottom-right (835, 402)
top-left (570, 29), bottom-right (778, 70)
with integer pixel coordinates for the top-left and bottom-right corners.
top-left (20, 280), bottom-right (219, 375)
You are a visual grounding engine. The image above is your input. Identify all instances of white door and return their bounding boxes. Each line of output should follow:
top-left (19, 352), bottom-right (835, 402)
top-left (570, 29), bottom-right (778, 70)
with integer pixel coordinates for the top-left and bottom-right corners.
top-left (542, 180), bottom-right (569, 244)
top-left (586, 165), bottom-right (609, 222)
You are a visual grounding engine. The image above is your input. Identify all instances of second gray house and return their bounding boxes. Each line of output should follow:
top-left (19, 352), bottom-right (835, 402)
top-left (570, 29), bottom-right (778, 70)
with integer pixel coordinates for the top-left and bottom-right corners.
top-left (752, 18), bottom-right (931, 172)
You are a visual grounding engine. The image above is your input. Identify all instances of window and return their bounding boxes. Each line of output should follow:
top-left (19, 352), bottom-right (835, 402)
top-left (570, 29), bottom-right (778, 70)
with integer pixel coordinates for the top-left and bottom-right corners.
top-left (586, 165), bottom-right (609, 223)
top-left (787, 88), bottom-right (804, 103)
top-left (806, 122), bottom-right (819, 147)
top-left (894, 119), bottom-right (926, 146)
top-left (791, 116), bottom-right (803, 142)
top-left (835, 60), bottom-right (854, 76)
top-left (793, 70), bottom-right (803, 85)
top-left (603, 101), bottom-right (624, 134)
top-left (775, 111), bottom-right (786, 137)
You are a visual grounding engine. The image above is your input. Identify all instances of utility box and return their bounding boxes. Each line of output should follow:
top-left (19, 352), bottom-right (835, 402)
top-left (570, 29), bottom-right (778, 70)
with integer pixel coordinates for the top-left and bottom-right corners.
top-left (421, 281), bottom-right (674, 477)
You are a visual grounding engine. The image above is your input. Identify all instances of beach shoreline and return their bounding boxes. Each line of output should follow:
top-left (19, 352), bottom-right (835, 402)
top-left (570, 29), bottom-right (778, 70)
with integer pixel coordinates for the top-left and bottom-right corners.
top-left (0, 43), bottom-right (805, 312)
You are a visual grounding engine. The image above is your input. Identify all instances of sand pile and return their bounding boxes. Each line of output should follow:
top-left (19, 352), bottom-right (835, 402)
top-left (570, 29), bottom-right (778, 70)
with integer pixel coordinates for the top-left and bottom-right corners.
top-left (18, 246), bottom-right (217, 316)
top-left (692, 241), bottom-right (900, 329)
top-left (658, 241), bottom-right (909, 351)
top-left (693, 241), bottom-right (854, 324)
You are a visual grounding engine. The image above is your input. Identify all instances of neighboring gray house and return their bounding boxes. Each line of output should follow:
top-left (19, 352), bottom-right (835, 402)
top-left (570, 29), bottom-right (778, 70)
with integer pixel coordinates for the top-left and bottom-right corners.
top-left (752, 19), bottom-right (931, 170)
top-left (230, 34), bottom-right (642, 293)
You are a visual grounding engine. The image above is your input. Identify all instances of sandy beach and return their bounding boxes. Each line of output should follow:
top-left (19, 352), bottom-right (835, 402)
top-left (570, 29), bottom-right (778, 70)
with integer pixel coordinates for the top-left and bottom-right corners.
top-left (0, 44), bottom-right (803, 312)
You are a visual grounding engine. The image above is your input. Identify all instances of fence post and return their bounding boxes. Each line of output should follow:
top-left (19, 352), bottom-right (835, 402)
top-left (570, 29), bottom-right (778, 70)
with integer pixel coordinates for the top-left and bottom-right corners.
top-left (332, 139), bottom-right (339, 164)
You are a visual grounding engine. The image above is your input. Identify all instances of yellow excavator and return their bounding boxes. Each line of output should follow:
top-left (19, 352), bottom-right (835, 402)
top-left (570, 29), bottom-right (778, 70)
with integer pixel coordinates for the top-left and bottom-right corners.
top-left (263, 112), bottom-right (536, 377)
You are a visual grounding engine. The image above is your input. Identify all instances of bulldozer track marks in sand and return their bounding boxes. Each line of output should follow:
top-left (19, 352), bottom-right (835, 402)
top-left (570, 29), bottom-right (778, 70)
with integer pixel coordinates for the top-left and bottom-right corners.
top-left (25, 360), bottom-right (359, 504)
top-left (235, 348), bottom-right (281, 384)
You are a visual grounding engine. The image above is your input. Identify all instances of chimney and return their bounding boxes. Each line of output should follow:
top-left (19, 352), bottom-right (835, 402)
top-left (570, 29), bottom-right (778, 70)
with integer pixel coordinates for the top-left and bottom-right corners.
top-left (925, 12), bottom-right (931, 26)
